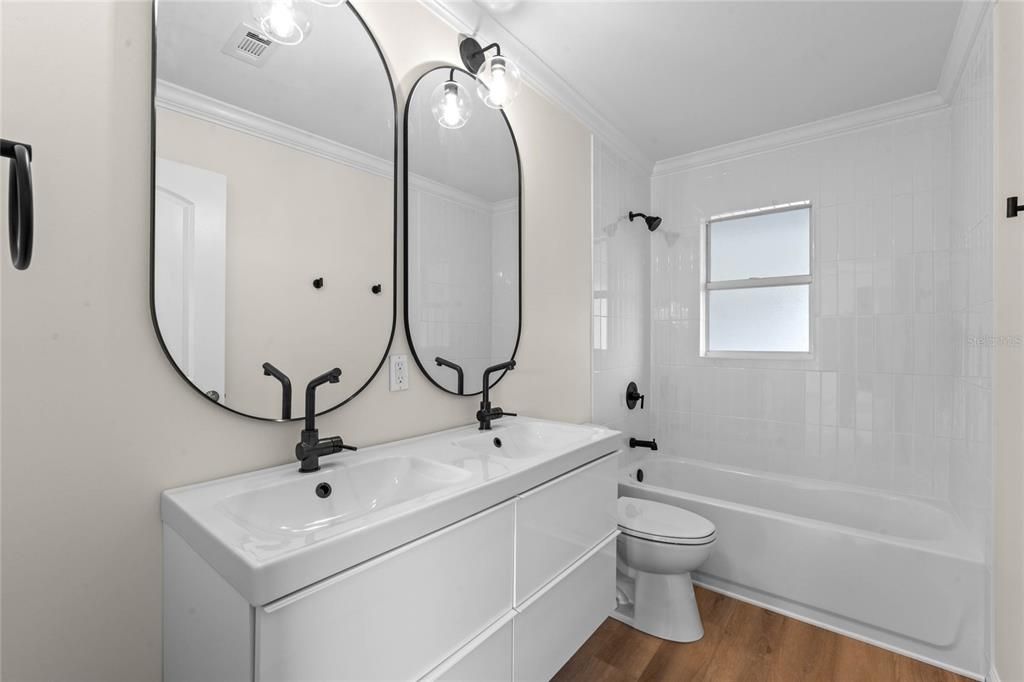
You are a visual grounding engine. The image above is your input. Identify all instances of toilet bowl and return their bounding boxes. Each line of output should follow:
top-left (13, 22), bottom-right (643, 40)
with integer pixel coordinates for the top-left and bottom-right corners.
top-left (613, 496), bottom-right (717, 643)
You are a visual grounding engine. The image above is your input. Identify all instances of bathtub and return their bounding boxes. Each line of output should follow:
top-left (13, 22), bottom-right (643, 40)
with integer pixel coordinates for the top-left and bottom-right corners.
top-left (620, 456), bottom-right (986, 679)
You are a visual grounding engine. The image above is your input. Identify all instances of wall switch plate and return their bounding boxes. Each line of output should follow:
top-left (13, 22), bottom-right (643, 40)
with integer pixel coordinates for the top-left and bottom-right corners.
top-left (389, 354), bottom-right (409, 392)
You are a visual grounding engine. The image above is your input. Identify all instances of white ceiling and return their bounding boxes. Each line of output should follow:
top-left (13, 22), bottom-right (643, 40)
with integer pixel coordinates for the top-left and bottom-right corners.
top-left (479, 1), bottom-right (963, 162)
top-left (156, 0), bottom-right (394, 160)
top-left (407, 68), bottom-right (520, 203)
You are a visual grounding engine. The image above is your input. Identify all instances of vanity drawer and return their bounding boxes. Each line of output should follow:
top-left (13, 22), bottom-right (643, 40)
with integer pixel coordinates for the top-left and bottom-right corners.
top-left (513, 533), bottom-right (617, 682)
top-left (514, 453), bottom-right (617, 604)
top-left (422, 613), bottom-right (514, 682)
top-left (255, 501), bottom-right (515, 682)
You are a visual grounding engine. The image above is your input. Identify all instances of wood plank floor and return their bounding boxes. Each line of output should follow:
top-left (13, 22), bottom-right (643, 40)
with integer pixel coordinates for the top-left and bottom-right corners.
top-left (552, 587), bottom-right (971, 682)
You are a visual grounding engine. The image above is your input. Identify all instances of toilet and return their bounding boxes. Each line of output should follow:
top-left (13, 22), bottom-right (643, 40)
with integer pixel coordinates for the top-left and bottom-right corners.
top-left (613, 496), bottom-right (717, 643)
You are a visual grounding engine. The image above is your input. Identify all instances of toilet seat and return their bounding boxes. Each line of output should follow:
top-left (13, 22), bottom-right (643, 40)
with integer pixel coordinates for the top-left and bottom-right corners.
top-left (618, 497), bottom-right (716, 546)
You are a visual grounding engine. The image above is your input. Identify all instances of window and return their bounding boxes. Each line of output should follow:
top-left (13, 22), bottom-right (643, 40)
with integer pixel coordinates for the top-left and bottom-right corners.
top-left (701, 202), bottom-right (812, 356)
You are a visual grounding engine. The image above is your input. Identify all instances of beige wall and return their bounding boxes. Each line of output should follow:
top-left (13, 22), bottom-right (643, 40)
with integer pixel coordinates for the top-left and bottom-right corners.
top-left (0, 2), bottom-right (592, 680)
top-left (994, 3), bottom-right (1024, 680)
top-left (156, 109), bottom-right (394, 417)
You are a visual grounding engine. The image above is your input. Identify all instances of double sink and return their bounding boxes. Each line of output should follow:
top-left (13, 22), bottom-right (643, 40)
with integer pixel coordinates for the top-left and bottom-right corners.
top-left (162, 417), bottom-right (620, 605)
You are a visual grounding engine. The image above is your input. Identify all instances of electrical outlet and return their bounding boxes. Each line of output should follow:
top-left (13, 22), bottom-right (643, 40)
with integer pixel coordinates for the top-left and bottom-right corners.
top-left (389, 354), bottom-right (409, 392)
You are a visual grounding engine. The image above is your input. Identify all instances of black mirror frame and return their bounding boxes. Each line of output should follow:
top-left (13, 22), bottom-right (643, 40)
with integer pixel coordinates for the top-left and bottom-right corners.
top-left (148, 0), bottom-right (398, 422)
top-left (402, 65), bottom-right (523, 398)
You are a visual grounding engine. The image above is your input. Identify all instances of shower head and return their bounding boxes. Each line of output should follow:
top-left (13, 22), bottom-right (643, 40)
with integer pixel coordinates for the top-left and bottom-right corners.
top-left (629, 211), bottom-right (662, 232)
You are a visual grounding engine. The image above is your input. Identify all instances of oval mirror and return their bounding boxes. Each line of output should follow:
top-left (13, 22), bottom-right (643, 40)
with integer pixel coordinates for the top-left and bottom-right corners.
top-left (404, 66), bottom-right (521, 396)
top-left (152, 0), bottom-right (396, 420)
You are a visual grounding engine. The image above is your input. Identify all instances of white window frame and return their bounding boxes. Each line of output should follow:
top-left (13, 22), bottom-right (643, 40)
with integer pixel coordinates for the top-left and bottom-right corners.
top-left (699, 200), bottom-right (814, 359)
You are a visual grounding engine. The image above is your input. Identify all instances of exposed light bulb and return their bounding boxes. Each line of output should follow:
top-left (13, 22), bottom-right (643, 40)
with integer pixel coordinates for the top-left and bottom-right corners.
top-left (442, 87), bottom-right (462, 127)
top-left (432, 75), bottom-right (471, 130)
top-left (477, 53), bottom-right (521, 109)
top-left (252, 0), bottom-right (311, 45)
top-left (488, 60), bottom-right (509, 107)
top-left (267, 1), bottom-right (296, 37)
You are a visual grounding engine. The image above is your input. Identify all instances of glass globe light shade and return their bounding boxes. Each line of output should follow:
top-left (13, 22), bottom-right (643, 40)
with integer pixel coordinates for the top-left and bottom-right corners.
top-left (475, 54), bottom-right (521, 109)
top-left (431, 78), bottom-right (472, 130)
top-left (251, 0), bottom-right (311, 45)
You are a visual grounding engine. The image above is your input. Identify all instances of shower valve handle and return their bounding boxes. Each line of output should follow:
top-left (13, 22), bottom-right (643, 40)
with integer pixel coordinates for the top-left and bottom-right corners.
top-left (626, 381), bottom-right (645, 410)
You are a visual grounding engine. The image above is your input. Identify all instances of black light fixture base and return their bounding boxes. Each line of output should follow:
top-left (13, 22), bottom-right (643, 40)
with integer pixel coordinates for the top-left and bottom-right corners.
top-left (460, 37), bottom-right (486, 74)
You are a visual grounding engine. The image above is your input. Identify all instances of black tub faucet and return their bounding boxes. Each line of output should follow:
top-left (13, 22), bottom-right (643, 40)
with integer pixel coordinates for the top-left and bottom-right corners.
top-left (477, 360), bottom-right (517, 430)
top-left (295, 368), bottom-right (356, 473)
top-left (630, 437), bottom-right (658, 451)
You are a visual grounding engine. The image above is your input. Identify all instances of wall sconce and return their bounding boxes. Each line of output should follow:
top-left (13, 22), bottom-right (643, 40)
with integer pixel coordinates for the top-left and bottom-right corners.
top-left (459, 37), bottom-right (522, 109)
top-left (431, 69), bottom-right (473, 130)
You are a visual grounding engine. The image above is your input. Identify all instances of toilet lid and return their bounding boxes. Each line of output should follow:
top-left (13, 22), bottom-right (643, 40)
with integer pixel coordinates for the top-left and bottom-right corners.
top-left (618, 497), bottom-right (716, 541)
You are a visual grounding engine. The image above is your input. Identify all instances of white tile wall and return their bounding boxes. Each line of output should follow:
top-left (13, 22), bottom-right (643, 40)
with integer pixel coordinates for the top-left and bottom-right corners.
top-left (592, 138), bottom-right (651, 447)
top-left (948, 13), bottom-right (994, 544)
top-left (650, 82), bottom-right (992, 523)
top-left (408, 181), bottom-right (519, 387)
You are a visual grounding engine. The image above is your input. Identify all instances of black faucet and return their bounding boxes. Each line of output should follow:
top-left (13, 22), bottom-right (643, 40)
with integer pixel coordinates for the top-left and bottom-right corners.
top-left (262, 362), bottom-right (292, 420)
top-left (435, 356), bottom-right (465, 395)
top-left (629, 437), bottom-right (658, 451)
top-left (476, 360), bottom-right (517, 430)
top-left (295, 368), bottom-right (356, 473)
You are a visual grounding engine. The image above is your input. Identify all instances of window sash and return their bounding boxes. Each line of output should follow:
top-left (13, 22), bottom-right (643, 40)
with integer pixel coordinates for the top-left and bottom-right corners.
top-left (700, 202), bottom-right (813, 357)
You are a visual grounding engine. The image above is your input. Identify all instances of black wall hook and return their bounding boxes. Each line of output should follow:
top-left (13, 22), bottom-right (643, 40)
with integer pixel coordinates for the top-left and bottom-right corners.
top-left (1, 139), bottom-right (33, 270)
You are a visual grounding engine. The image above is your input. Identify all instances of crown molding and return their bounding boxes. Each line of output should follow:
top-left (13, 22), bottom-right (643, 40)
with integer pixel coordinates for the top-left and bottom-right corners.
top-left (417, 0), bottom-right (654, 176)
top-left (937, 0), bottom-right (994, 102)
top-left (652, 91), bottom-right (948, 178)
top-left (408, 171), bottom-right (513, 213)
top-left (154, 79), bottom-right (394, 178)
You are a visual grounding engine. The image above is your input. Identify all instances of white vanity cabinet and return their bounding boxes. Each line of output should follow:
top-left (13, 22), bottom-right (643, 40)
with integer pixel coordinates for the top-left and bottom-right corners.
top-left (164, 449), bottom-right (619, 682)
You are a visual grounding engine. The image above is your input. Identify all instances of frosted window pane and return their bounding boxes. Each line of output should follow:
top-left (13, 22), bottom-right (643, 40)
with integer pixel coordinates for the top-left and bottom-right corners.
top-left (708, 285), bottom-right (809, 352)
top-left (709, 207), bottom-right (809, 281)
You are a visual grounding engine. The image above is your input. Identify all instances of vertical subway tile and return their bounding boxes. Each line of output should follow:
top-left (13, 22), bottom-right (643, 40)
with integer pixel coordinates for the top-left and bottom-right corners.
top-left (874, 256), bottom-right (893, 315)
top-left (839, 317), bottom-right (857, 372)
top-left (873, 194), bottom-right (894, 258)
top-left (806, 372), bottom-right (821, 425)
top-left (837, 204), bottom-right (857, 260)
top-left (838, 261), bottom-right (856, 316)
top-left (893, 254), bottom-right (915, 314)
top-left (820, 261), bottom-right (838, 317)
top-left (893, 193), bottom-right (914, 255)
top-left (856, 374), bottom-right (873, 431)
top-left (857, 317), bottom-right (875, 371)
top-left (856, 260), bottom-right (874, 316)
top-left (821, 372), bottom-right (837, 426)
top-left (873, 373), bottom-right (894, 433)
top-left (838, 373), bottom-right (856, 428)
top-left (914, 252), bottom-right (934, 313)
top-left (894, 374), bottom-right (914, 433)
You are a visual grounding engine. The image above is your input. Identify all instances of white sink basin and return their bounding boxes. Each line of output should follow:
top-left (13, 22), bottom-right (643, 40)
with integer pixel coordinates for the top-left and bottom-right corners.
top-left (161, 417), bottom-right (620, 605)
top-left (219, 457), bottom-right (471, 535)
top-left (453, 420), bottom-right (595, 460)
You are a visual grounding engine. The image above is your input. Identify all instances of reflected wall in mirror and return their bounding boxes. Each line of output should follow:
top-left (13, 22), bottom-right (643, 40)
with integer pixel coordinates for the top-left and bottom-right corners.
top-left (152, 0), bottom-right (396, 420)
top-left (404, 67), bottom-right (521, 396)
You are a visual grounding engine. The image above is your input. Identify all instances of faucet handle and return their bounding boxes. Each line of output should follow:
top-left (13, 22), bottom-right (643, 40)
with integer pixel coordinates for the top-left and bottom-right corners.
top-left (626, 381), bottom-right (645, 410)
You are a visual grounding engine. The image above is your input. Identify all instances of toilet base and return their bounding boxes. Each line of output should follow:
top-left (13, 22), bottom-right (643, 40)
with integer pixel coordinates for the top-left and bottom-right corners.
top-left (613, 570), bottom-right (704, 643)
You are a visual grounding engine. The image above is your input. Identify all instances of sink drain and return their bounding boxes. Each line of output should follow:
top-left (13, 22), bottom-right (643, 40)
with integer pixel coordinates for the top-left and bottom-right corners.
top-left (636, 468), bottom-right (644, 483)
top-left (493, 437), bottom-right (502, 448)
top-left (315, 482), bottom-right (332, 499)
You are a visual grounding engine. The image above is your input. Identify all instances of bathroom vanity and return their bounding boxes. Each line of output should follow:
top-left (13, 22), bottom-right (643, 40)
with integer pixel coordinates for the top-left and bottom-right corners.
top-left (162, 418), bottom-right (620, 681)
